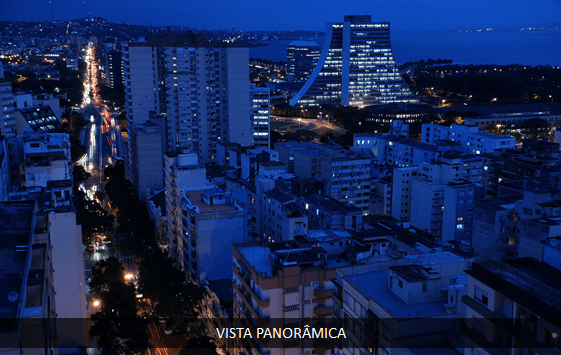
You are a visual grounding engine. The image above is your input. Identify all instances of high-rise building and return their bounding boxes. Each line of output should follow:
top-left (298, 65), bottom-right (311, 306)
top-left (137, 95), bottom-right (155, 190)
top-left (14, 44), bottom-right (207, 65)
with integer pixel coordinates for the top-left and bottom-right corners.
top-left (286, 41), bottom-right (321, 83)
top-left (128, 119), bottom-right (164, 199)
top-left (122, 33), bottom-right (252, 165)
top-left (290, 15), bottom-right (418, 108)
top-left (0, 63), bottom-right (16, 137)
top-left (104, 49), bottom-right (123, 88)
top-left (249, 84), bottom-right (270, 148)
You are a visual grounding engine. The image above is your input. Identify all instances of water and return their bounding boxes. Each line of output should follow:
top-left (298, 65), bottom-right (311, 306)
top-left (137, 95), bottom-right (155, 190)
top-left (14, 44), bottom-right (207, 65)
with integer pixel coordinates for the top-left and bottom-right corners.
top-left (249, 29), bottom-right (561, 67)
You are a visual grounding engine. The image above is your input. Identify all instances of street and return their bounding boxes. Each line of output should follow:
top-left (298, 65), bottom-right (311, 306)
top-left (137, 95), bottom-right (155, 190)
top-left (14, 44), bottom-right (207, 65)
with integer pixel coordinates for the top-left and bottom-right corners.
top-left (274, 116), bottom-right (348, 134)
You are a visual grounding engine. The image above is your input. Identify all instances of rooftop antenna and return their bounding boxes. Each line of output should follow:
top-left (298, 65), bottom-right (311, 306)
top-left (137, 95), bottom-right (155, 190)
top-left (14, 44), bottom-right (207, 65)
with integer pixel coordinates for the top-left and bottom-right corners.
top-left (50, 1), bottom-right (54, 22)
top-left (281, 242), bottom-right (293, 264)
top-left (83, 2), bottom-right (86, 19)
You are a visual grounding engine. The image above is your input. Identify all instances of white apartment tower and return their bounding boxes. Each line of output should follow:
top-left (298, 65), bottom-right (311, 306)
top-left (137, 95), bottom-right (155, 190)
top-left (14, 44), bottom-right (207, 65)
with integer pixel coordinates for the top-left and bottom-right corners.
top-left (249, 84), bottom-right (270, 148)
top-left (122, 33), bottom-right (252, 165)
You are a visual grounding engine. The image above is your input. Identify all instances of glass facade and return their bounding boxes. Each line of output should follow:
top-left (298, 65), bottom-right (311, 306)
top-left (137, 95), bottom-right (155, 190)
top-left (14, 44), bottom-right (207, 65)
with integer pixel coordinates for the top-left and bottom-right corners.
top-left (286, 41), bottom-right (321, 83)
top-left (291, 15), bottom-right (418, 107)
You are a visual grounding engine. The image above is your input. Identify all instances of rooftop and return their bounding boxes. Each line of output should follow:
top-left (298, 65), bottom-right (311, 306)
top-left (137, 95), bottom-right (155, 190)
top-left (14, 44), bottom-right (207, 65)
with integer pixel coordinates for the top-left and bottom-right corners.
top-left (474, 197), bottom-right (518, 212)
top-left (403, 251), bottom-right (465, 265)
top-left (349, 270), bottom-right (448, 318)
top-left (261, 161), bottom-right (285, 168)
top-left (274, 141), bottom-right (318, 150)
top-left (379, 135), bottom-right (438, 151)
top-left (149, 189), bottom-right (167, 216)
top-left (303, 194), bottom-right (361, 215)
top-left (237, 245), bottom-right (273, 276)
top-left (287, 41), bottom-right (320, 47)
top-left (16, 105), bottom-right (61, 132)
top-left (307, 229), bottom-right (352, 243)
top-left (183, 190), bottom-right (237, 214)
top-left (470, 132), bottom-right (513, 140)
top-left (265, 188), bottom-right (294, 204)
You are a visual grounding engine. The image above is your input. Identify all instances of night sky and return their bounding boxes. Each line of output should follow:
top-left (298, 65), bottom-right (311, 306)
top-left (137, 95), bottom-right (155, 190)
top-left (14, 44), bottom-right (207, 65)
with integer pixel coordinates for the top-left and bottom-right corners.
top-left (1, 0), bottom-right (560, 31)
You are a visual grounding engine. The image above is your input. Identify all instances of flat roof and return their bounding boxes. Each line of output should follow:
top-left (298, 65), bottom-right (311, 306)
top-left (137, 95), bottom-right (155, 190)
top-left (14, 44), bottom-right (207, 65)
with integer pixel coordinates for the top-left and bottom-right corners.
top-left (261, 161), bottom-right (285, 168)
top-left (470, 132), bottom-right (513, 140)
top-left (237, 245), bottom-right (272, 276)
top-left (349, 270), bottom-right (448, 318)
top-left (288, 41), bottom-right (320, 47)
top-left (379, 135), bottom-right (438, 151)
top-left (183, 190), bottom-right (237, 213)
top-left (265, 188), bottom-right (293, 204)
top-left (303, 194), bottom-right (361, 215)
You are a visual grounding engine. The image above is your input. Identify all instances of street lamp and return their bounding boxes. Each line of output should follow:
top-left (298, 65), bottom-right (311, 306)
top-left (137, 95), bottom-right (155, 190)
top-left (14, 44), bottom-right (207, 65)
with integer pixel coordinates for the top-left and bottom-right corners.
top-left (93, 300), bottom-right (100, 307)
top-left (125, 273), bottom-right (133, 281)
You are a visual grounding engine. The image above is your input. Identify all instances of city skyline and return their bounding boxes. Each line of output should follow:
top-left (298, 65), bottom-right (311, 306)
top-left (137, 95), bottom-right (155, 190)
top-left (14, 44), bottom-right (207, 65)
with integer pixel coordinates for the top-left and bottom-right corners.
top-left (2, 0), bottom-right (561, 32)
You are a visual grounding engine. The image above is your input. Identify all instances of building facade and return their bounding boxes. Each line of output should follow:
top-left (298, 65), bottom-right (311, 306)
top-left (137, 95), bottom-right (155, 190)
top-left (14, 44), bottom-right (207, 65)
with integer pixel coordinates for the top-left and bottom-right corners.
top-left (286, 40), bottom-right (321, 83)
top-left (123, 33), bottom-right (252, 165)
top-left (249, 84), bottom-right (271, 149)
top-left (290, 15), bottom-right (418, 107)
top-left (128, 120), bottom-right (164, 199)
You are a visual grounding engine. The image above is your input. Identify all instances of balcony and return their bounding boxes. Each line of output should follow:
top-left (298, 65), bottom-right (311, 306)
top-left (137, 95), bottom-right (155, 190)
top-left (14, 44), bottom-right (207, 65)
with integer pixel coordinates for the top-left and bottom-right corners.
top-left (314, 305), bottom-right (334, 316)
top-left (314, 287), bottom-right (335, 298)
top-left (234, 285), bottom-right (270, 325)
top-left (234, 265), bottom-right (270, 307)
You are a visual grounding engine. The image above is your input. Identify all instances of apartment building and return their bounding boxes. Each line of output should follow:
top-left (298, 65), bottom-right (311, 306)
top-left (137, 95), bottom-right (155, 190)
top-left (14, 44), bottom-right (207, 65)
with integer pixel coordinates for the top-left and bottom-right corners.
top-left (181, 187), bottom-right (245, 284)
top-left (14, 105), bottom-right (62, 135)
top-left (319, 144), bottom-right (372, 213)
top-left (274, 141), bottom-right (318, 173)
top-left (334, 252), bottom-right (471, 354)
top-left (390, 166), bottom-right (417, 222)
top-left (164, 152), bottom-right (209, 263)
top-left (353, 133), bottom-right (441, 167)
top-left (122, 33), bottom-right (252, 165)
top-left (261, 188), bottom-right (308, 243)
top-left (463, 258), bottom-right (561, 355)
top-left (232, 239), bottom-right (348, 355)
top-left (0, 136), bottom-right (10, 202)
top-left (201, 278), bottom-right (235, 351)
top-left (293, 148), bottom-right (321, 179)
top-left (418, 150), bottom-right (484, 183)
top-left (240, 148), bottom-right (279, 181)
top-left (128, 119), bottom-right (164, 199)
top-left (472, 197), bottom-right (519, 259)
top-left (299, 194), bottom-right (363, 231)
top-left (441, 181), bottom-right (479, 245)
top-left (250, 84), bottom-right (271, 149)
top-left (482, 156), bottom-right (548, 197)
top-left (6, 131), bottom-right (71, 191)
top-left (422, 124), bottom-right (515, 154)
top-left (410, 178), bottom-right (445, 237)
top-left (0, 63), bottom-right (15, 137)
top-left (0, 201), bottom-right (58, 354)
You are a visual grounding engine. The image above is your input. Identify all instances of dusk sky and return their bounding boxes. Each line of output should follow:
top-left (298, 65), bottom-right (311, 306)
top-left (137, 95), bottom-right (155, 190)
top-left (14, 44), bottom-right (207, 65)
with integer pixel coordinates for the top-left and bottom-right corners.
top-left (2, 0), bottom-right (561, 31)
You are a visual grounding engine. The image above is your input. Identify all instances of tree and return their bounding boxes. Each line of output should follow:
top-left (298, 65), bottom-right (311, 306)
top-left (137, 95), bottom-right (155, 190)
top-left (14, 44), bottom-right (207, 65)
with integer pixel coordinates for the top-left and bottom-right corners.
top-left (90, 257), bottom-right (125, 297)
top-left (137, 251), bottom-right (203, 331)
top-left (90, 280), bottom-right (150, 355)
top-left (94, 191), bottom-right (106, 203)
top-left (73, 165), bottom-right (91, 185)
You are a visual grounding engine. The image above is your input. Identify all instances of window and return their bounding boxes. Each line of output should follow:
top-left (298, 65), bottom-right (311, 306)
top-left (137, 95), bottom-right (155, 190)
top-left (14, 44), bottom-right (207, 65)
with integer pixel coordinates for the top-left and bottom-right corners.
top-left (474, 285), bottom-right (488, 306)
top-left (398, 279), bottom-right (403, 288)
top-left (422, 282), bottom-right (427, 292)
